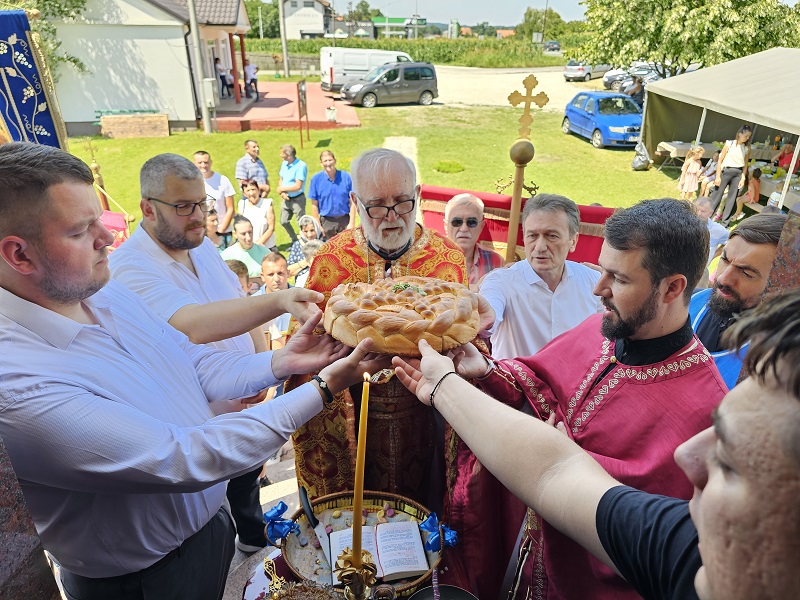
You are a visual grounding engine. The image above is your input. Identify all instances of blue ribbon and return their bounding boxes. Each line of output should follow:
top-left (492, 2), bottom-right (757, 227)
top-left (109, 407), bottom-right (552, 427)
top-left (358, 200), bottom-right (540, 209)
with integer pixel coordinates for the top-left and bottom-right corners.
top-left (419, 512), bottom-right (458, 552)
top-left (263, 501), bottom-right (299, 543)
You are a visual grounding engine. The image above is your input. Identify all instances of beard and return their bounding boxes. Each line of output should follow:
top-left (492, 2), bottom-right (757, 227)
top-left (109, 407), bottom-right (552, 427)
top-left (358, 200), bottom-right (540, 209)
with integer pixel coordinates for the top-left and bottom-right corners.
top-left (153, 209), bottom-right (205, 251)
top-left (601, 286), bottom-right (660, 340)
top-left (360, 210), bottom-right (414, 253)
top-left (708, 282), bottom-right (758, 316)
top-left (38, 249), bottom-right (109, 305)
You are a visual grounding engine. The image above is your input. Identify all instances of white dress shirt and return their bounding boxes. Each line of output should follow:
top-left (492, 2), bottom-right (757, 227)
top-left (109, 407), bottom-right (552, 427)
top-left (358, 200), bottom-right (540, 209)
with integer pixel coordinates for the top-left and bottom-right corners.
top-left (480, 259), bottom-right (603, 359)
top-left (706, 218), bottom-right (730, 266)
top-left (110, 225), bottom-right (254, 355)
top-left (0, 282), bottom-right (322, 577)
top-left (203, 172), bottom-right (236, 233)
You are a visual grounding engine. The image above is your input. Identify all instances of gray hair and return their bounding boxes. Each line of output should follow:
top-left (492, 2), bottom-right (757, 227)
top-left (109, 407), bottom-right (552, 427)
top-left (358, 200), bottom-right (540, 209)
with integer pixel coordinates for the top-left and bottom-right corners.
top-left (521, 193), bottom-right (580, 237)
top-left (140, 153), bottom-right (201, 199)
top-left (695, 197), bottom-right (712, 209)
top-left (350, 148), bottom-right (416, 197)
top-left (281, 144), bottom-right (297, 159)
top-left (444, 193), bottom-right (485, 220)
top-left (302, 239), bottom-right (324, 262)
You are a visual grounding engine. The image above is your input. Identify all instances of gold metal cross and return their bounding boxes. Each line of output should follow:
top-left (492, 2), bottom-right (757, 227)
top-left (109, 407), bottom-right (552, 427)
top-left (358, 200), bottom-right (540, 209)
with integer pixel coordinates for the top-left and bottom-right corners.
top-left (508, 75), bottom-right (549, 139)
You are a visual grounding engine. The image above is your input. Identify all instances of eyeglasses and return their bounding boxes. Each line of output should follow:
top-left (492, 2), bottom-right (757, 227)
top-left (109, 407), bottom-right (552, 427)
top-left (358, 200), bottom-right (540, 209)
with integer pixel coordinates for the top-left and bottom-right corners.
top-left (148, 196), bottom-right (213, 217)
top-left (355, 195), bottom-right (415, 219)
top-left (449, 217), bottom-right (480, 228)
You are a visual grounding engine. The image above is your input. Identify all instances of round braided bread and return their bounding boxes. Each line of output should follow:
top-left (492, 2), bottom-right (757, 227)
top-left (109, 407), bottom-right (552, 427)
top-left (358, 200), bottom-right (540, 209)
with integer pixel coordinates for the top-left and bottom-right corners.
top-left (323, 276), bottom-right (480, 356)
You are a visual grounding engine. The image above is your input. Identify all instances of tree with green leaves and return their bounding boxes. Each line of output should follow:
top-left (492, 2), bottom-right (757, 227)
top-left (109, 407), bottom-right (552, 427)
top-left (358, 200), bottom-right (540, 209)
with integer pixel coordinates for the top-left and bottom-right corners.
top-left (515, 7), bottom-right (566, 42)
top-left (472, 22), bottom-right (497, 38)
top-left (349, 1), bottom-right (382, 21)
top-left (243, 0), bottom-right (280, 38)
top-left (580, 0), bottom-right (800, 76)
top-left (5, 0), bottom-right (87, 81)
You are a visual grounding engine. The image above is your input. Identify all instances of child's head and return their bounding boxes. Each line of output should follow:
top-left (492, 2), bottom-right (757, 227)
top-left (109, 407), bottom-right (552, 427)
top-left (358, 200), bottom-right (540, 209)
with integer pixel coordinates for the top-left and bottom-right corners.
top-left (713, 150), bottom-right (720, 161)
top-left (691, 147), bottom-right (705, 159)
top-left (225, 259), bottom-right (251, 295)
top-left (752, 168), bottom-right (762, 180)
top-left (261, 252), bottom-right (289, 293)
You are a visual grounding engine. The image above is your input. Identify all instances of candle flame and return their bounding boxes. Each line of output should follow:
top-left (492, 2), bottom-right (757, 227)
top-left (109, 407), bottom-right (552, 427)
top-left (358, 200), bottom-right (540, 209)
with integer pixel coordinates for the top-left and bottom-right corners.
top-left (363, 372), bottom-right (370, 382)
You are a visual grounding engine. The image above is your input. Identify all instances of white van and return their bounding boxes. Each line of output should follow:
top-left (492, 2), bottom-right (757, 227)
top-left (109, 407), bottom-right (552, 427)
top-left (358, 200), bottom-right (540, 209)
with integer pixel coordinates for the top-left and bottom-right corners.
top-left (320, 47), bottom-right (413, 92)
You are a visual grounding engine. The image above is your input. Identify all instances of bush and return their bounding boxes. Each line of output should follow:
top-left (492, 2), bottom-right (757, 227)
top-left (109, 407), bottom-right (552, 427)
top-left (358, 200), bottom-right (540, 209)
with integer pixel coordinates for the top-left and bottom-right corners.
top-left (433, 160), bottom-right (465, 173)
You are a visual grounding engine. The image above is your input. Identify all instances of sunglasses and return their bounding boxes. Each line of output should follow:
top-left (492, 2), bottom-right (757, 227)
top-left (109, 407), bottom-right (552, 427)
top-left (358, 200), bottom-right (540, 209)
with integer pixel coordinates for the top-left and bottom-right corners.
top-left (450, 217), bottom-right (480, 228)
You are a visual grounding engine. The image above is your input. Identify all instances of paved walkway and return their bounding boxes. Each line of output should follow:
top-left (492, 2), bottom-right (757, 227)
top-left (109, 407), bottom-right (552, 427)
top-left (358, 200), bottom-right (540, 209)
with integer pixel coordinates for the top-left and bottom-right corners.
top-left (216, 81), bottom-right (360, 133)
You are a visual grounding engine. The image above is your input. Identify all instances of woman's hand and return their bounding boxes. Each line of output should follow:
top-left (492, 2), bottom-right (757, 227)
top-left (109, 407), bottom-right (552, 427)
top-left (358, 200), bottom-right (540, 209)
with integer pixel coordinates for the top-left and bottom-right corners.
top-left (392, 340), bottom-right (457, 405)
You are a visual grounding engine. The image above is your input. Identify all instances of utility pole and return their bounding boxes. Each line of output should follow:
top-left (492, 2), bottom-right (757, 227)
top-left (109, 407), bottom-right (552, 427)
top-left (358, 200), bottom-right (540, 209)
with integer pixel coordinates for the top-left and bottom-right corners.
top-left (186, 0), bottom-right (211, 133)
top-left (258, 5), bottom-right (263, 38)
top-left (542, 0), bottom-right (549, 44)
top-left (414, 0), bottom-right (418, 39)
top-left (277, 0), bottom-right (290, 78)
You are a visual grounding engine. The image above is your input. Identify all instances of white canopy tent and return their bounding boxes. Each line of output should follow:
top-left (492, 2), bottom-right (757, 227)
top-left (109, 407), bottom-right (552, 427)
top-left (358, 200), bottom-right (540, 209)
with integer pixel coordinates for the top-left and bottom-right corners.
top-left (643, 47), bottom-right (800, 209)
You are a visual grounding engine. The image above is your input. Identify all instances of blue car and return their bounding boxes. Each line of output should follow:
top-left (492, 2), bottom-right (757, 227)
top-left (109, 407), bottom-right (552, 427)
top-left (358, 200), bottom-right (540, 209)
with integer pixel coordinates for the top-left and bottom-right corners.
top-left (562, 91), bottom-right (642, 149)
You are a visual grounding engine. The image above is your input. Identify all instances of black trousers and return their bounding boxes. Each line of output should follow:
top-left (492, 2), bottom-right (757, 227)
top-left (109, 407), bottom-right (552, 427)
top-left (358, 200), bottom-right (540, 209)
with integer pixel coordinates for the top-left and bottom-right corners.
top-left (60, 505), bottom-right (235, 600)
top-left (710, 167), bottom-right (743, 224)
top-left (320, 214), bottom-right (350, 239)
top-left (226, 466), bottom-right (266, 547)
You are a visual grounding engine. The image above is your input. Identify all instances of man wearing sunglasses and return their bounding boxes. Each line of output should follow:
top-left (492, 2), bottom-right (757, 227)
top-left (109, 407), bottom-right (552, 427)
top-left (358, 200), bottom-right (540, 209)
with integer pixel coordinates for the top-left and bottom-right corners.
top-left (110, 153), bottom-right (326, 555)
top-left (444, 193), bottom-right (504, 290)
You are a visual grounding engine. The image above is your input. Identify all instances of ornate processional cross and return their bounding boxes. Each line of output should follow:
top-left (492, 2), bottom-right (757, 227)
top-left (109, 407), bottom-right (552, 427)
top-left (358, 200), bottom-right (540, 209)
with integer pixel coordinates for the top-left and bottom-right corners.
top-left (498, 74), bottom-right (550, 263)
top-left (507, 74), bottom-right (549, 140)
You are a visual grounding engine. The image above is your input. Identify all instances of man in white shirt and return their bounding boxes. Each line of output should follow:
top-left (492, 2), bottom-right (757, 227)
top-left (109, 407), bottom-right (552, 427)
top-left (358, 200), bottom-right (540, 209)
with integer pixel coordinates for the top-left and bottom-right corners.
top-left (253, 252), bottom-right (292, 350)
top-left (194, 150), bottom-right (235, 242)
top-left (480, 194), bottom-right (603, 359)
top-left (0, 142), bottom-right (384, 600)
top-left (694, 196), bottom-right (730, 267)
top-left (243, 59), bottom-right (259, 98)
top-left (110, 153), bottom-right (323, 553)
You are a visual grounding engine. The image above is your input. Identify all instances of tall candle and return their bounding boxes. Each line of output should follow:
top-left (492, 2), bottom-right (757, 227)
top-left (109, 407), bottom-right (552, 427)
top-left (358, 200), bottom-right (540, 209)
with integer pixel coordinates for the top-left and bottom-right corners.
top-left (352, 372), bottom-right (370, 568)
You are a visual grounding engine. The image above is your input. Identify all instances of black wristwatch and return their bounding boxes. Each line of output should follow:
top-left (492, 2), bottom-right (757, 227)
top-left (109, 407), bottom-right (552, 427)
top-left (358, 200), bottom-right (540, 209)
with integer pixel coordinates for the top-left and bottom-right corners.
top-left (312, 375), bottom-right (335, 405)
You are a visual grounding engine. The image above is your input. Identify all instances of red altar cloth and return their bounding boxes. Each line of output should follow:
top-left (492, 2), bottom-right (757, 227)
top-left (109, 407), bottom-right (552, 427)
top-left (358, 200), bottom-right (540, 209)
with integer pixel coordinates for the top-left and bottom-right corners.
top-left (419, 184), bottom-right (613, 264)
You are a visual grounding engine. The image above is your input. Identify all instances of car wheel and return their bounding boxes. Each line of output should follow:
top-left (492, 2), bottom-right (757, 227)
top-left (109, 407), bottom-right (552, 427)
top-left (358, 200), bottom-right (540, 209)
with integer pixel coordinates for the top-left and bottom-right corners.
top-left (361, 93), bottom-right (377, 108)
top-left (591, 129), bottom-right (604, 149)
top-left (611, 80), bottom-right (622, 91)
top-left (584, 73), bottom-right (591, 82)
top-left (419, 91), bottom-right (434, 106)
top-left (562, 117), bottom-right (571, 134)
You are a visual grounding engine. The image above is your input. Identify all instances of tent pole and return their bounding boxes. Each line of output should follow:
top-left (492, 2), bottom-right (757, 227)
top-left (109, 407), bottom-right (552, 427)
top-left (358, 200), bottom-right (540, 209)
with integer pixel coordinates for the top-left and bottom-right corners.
top-left (778, 144), bottom-right (800, 210)
top-left (695, 107), bottom-right (707, 143)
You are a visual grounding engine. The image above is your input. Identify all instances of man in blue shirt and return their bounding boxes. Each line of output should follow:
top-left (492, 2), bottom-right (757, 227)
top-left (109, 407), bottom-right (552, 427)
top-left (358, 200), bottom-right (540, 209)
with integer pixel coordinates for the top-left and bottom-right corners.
top-left (276, 144), bottom-right (308, 244)
top-left (689, 213), bottom-right (786, 388)
top-left (308, 150), bottom-right (354, 239)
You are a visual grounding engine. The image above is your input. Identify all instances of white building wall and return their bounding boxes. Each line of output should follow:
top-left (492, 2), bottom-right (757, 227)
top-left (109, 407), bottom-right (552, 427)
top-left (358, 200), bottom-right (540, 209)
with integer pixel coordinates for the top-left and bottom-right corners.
top-left (54, 0), bottom-right (196, 125)
top-left (284, 0), bottom-right (324, 39)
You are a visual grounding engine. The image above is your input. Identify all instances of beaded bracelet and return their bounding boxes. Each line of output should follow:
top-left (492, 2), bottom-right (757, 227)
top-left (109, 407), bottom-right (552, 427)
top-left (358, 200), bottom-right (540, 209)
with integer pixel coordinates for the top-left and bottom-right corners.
top-left (429, 371), bottom-right (458, 410)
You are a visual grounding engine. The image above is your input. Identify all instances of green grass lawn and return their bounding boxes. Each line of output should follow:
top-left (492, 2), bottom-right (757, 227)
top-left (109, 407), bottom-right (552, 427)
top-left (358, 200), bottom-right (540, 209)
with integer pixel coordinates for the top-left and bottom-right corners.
top-left (71, 105), bottom-right (679, 251)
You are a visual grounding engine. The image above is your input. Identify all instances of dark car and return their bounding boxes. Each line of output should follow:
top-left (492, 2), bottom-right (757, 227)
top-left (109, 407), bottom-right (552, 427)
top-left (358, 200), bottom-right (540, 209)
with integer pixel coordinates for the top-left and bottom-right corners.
top-left (340, 61), bottom-right (438, 108)
top-left (562, 91), bottom-right (642, 149)
top-left (543, 41), bottom-right (561, 51)
top-left (602, 65), bottom-right (655, 90)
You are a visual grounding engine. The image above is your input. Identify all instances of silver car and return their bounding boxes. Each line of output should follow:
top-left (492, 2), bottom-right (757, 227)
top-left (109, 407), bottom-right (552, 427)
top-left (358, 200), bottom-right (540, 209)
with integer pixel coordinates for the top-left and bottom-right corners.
top-left (340, 61), bottom-right (438, 108)
top-left (563, 60), bottom-right (612, 82)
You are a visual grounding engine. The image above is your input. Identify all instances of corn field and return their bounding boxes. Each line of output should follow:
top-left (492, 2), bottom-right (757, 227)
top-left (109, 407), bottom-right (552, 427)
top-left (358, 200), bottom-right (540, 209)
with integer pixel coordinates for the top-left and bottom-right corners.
top-left (243, 38), bottom-right (574, 68)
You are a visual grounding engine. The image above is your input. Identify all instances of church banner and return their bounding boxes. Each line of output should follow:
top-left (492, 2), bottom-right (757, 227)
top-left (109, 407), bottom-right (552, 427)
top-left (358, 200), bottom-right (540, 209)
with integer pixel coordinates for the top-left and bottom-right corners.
top-left (0, 10), bottom-right (68, 148)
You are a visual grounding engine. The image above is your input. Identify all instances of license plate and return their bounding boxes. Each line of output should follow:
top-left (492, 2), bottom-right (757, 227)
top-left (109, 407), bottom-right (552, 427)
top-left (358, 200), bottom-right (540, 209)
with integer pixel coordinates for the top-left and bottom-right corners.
top-left (628, 135), bottom-right (640, 142)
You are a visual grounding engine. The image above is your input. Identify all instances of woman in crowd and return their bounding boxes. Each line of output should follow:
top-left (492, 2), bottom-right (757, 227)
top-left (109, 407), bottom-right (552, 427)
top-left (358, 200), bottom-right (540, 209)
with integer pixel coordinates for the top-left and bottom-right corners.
top-left (205, 208), bottom-right (228, 252)
top-left (287, 215), bottom-right (325, 278)
top-left (771, 143), bottom-right (799, 174)
top-left (710, 124), bottom-right (752, 225)
top-left (237, 178), bottom-right (277, 251)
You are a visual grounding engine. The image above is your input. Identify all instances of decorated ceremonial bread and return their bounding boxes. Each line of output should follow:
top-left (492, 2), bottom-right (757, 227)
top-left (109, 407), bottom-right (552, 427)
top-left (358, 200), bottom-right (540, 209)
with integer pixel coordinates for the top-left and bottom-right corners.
top-left (323, 276), bottom-right (479, 356)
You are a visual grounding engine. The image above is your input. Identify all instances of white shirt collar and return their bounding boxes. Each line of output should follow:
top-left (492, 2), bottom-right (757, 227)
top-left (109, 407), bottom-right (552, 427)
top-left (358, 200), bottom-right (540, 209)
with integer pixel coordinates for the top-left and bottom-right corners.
top-left (0, 283), bottom-right (113, 350)
top-left (520, 258), bottom-right (571, 287)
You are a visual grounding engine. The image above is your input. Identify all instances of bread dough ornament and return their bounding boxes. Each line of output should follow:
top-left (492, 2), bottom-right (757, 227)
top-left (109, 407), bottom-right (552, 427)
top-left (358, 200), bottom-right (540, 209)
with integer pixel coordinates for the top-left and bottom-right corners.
top-left (323, 276), bottom-right (480, 356)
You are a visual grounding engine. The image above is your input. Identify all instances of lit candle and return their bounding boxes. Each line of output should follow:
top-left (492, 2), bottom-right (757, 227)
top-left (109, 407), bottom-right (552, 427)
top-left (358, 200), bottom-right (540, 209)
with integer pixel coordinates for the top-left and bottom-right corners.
top-left (352, 372), bottom-right (370, 568)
